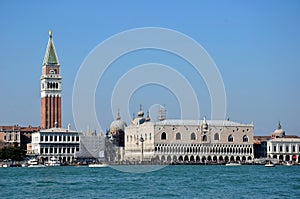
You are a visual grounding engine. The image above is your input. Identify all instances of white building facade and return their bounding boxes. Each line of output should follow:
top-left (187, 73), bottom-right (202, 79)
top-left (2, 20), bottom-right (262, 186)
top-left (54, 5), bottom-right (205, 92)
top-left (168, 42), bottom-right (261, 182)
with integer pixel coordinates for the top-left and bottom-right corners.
top-left (31, 127), bottom-right (81, 163)
top-left (267, 138), bottom-right (300, 163)
top-left (124, 114), bottom-right (254, 164)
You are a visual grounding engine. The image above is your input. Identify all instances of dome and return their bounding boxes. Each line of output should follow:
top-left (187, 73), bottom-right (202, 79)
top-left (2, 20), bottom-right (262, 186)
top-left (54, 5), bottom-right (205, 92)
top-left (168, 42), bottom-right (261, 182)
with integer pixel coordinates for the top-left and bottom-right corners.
top-left (271, 121), bottom-right (285, 138)
top-left (110, 112), bottom-right (127, 133)
top-left (110, 120), bottom-right (127, 132)
top-left (137, 104), bottom-right (144, 117)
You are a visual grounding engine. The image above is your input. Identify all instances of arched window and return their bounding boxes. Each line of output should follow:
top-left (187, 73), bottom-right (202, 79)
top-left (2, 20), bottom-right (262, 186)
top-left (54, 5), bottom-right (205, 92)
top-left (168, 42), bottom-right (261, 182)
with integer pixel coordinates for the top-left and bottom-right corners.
top-left (161, 132), bottom-right (166, 140)
top-left (176, 132), bottom-right (181, 140)
top-left (191, 133), bottom-right (196, 140)
top-left (243, 135), bottom-right (248, 142)
top-left (228, 134), bottom-right (233, 142)
top-left (202, 135), bottom-right (207, 142)
top-left (214, 133), bottom-right (219, 140)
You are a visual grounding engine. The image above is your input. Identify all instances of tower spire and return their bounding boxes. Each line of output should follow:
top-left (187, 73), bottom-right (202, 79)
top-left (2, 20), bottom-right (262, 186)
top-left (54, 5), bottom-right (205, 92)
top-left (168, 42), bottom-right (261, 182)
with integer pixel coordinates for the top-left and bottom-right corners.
top-left (43, 30), bottom-right (59, 65)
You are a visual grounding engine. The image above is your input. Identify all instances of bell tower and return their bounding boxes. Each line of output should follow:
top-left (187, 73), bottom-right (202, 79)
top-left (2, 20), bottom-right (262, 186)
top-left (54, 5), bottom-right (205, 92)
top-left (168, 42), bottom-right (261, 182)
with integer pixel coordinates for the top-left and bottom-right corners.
top-left (40, 30), bottom-right (62, 129)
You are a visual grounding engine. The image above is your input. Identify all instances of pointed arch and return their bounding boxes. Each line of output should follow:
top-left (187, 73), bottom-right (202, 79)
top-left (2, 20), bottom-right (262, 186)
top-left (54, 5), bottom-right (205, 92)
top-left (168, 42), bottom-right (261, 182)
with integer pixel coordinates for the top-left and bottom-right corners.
top-left (161, 132), bottom-right (166, 140)
top-left (228, 134), bottom-right (233, 142)
top-left (214, 133), bottom-right (219, 140)
top-left (191, 132), bottom-right (196, 140)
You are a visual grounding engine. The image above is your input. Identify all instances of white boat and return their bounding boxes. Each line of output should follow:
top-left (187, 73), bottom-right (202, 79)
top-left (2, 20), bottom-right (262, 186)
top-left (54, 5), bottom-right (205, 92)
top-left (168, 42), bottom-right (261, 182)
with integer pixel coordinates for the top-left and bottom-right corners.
top-left (286, 161), bottom-right (294, 166)
top-left (225, 162), bottom-right (241, 166)
top-left (88, 163), bottom-right (109, 168)
top-left (45, 157), bottom-right (61, 167)
top-left (265, 162), bottom-right (275, 167)
top-left (28, 158), bottom-right (46, 168)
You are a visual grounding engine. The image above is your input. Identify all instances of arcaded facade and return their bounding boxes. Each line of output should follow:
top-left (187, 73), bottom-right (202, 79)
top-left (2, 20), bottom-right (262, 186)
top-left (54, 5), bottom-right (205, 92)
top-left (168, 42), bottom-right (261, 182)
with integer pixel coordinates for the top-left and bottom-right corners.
top-left (124, 109), bottom-right (254, 163)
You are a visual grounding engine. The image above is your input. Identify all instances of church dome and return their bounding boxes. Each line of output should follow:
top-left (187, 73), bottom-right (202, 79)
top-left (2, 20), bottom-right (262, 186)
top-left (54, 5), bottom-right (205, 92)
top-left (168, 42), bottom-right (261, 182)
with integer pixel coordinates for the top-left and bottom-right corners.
top-left (271, 121), bottom-right (285, 138)
top-left (110, 112), bottom-right (127, 133)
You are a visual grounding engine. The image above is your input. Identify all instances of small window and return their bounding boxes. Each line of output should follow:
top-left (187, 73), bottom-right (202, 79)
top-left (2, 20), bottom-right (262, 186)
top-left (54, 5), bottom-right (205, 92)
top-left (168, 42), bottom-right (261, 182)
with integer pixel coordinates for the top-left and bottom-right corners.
top-left (280, 146), bottom-right (283, 152)
top-left (274, 146), bottom-right (276, 152)
top-left (202, 135), bottom-right (207, 142)
top-left (214, 133), bottom-right (219, 141)
top-left (176, 132), bottom-right (181, 140)
top-left (191, 133), bottom-right (196, 140)
top-left (228, 134), bottom-right (233, 142)
top-left (286, 146), bottom-right (289, 152)
top-left (161, 132), bottom-right (166, 140)
top-left (242, 135), bottom-right (248, 142)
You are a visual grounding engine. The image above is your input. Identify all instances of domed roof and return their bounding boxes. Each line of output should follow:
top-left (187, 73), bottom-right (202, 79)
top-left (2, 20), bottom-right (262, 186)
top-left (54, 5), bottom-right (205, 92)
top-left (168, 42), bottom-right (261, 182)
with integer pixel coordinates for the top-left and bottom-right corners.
top-left (137, 104), bottom-right (144, 117)
top-left (272, 121), bottom-right (285, 138)
top-left (110, 112), bottom-right (127, 132)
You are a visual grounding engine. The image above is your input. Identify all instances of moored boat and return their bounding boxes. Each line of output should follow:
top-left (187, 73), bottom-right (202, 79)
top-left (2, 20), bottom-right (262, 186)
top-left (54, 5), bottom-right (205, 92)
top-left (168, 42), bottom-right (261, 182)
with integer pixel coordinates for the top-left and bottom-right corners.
top-left (225, 162), bottom-right (241, 166)
top-left (28, 158), bottom-right (46, 168)
top-left (45, 157), bottom-right (61, 167)
top-left (88, 163), bottom-right (109, 168)
top-left (265, 161), bottom-right (275, 167)
top-left (285, 161), bottom-right (294, 166)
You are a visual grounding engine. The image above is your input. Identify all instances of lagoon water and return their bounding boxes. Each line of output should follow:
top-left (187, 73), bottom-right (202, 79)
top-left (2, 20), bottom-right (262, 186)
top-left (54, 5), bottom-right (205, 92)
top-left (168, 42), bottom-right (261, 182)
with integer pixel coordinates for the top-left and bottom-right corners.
top-left (0, 165), bottom-right (299, 198)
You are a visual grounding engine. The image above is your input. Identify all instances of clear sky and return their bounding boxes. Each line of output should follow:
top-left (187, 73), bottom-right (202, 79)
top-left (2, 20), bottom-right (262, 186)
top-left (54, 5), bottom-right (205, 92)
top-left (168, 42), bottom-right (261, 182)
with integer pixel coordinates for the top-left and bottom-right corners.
top-left (0, 0), bottom-right (299, 136)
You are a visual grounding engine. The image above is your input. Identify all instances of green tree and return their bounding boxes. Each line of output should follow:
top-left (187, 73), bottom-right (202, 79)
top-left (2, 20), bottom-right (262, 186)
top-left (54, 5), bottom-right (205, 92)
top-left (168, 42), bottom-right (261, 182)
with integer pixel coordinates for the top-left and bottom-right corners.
top-left (0, 146), bottom-right (25, 161)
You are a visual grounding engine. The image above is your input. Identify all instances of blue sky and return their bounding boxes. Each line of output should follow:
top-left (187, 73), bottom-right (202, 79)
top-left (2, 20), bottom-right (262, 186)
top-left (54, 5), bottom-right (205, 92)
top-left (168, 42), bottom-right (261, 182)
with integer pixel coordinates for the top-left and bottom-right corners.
top-left (0, 1), bottom-right (299, 135)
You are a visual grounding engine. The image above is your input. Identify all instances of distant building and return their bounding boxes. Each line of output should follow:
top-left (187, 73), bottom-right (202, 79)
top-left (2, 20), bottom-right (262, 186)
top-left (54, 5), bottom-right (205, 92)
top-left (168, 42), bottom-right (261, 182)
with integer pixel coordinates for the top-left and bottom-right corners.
top-left (75, 130), bottom-right (106, 162)
top-left (266, 122), bottom-right (300, 163)
top-left (30, 126), bottom-right (81, 163)
top-left (124, 106), bottom-right (254, 164)
top-left (40, 30), bottom-right (62, 129)
top-left (253, 136), bottom-right (269, 158)
top-left (0, 125), bottom-right (40, 149)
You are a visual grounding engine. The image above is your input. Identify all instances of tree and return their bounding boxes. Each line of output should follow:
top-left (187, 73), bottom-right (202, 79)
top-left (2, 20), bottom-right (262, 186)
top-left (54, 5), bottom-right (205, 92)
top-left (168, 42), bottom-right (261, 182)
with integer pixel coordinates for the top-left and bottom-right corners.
top-left (0, 146), bottom-right (25, 161)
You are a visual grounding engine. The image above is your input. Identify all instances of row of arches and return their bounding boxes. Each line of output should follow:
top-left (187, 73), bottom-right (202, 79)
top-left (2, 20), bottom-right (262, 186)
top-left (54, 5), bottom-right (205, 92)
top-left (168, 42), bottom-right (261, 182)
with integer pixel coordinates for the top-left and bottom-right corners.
top-left (47, 82), bottom-right (59, 89)
top-left (156, 155), bottom-right (253, 163)
top-left (269, 154), bottom-right (300, 163)
top-left (155, 144), bottom-right (253, 155)
top-left (161, 132), bottom-right (249, 143)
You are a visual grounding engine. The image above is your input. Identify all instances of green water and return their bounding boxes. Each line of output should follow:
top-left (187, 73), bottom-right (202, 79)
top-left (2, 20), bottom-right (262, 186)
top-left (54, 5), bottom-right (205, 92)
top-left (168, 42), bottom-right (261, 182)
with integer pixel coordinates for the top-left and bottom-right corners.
top-left (0, 165), bottom-right (299, 198)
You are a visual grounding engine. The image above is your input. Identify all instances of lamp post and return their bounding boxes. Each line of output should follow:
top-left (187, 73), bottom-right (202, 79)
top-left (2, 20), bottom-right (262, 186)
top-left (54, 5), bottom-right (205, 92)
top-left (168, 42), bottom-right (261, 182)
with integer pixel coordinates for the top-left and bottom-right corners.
top-left (140, 136), bottom-right (144, 163)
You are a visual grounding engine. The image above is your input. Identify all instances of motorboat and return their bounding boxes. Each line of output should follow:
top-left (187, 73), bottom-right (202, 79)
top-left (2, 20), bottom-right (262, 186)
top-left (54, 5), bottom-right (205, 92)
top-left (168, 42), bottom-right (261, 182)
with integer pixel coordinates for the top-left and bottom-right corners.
top-left (28, 158), bottom-right (46, 168)
top-left (225, 162), bottom-right (241, 166)
top-left (88, 163), bottom-right (109, 168)
top-left (45, 157), bottom-right (61, 167)
top-left (286, 161), bottom-right (294, 166)
top-left (265, 161), bottom-right (275, 167)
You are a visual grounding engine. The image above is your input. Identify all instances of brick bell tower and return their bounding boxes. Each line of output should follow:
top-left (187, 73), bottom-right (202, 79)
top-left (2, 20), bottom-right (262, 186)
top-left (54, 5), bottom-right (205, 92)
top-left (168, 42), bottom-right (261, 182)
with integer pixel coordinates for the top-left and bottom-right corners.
top-left (40, 30), bottom-right (62, 129)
